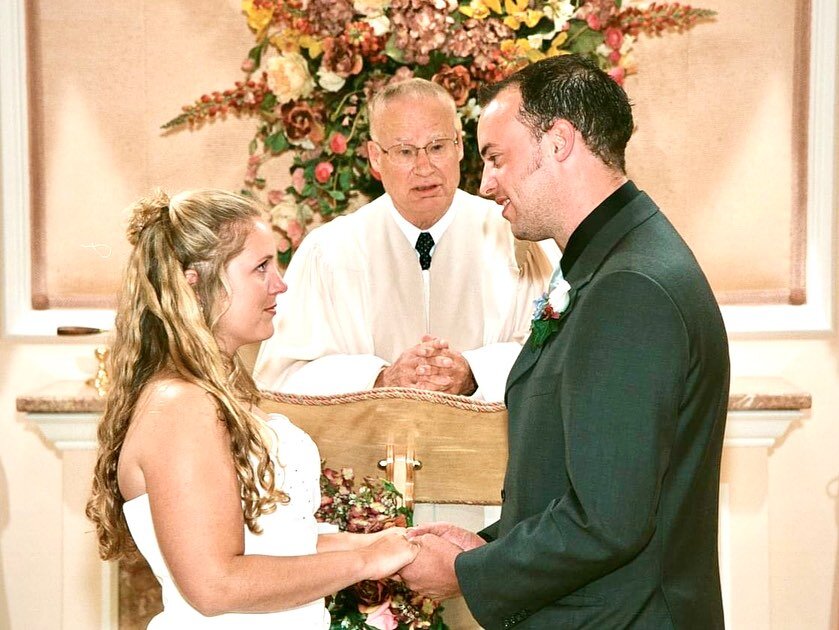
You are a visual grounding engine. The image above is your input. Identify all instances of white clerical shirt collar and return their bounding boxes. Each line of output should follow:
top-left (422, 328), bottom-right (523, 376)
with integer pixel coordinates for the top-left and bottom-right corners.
top-left (387, 194), bottom-right (457, 259)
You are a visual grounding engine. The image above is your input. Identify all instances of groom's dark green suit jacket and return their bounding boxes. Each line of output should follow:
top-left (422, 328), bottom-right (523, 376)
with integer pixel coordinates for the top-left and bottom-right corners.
top-left (455, 189), bottom-right (729, 629)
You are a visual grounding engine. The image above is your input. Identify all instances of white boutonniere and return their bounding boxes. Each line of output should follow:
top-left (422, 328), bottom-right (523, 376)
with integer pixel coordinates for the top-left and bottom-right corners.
top-left (531, 277), bottom-right (571, 348)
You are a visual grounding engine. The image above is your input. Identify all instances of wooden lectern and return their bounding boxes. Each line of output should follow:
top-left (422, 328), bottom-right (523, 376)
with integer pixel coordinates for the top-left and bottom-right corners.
top-left (260, 387), bottom-right (510, 629)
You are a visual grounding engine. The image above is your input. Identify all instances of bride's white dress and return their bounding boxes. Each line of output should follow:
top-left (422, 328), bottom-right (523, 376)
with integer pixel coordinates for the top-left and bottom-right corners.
top-left (123, 414), bottom-right (331, 628)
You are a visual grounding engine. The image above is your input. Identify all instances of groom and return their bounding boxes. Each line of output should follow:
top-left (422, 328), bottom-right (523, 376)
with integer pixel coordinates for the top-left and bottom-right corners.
top-left (400, 55), bottom-right (730, 629)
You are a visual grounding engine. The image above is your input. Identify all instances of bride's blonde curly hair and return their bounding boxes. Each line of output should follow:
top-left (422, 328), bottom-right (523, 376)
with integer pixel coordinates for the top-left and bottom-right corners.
top-left (86, 189), bottom-right (287, 561)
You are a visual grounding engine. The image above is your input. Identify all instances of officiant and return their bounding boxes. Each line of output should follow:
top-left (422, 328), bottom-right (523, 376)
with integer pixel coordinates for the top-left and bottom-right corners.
top-left (253, 78), bottom-right (556, 402)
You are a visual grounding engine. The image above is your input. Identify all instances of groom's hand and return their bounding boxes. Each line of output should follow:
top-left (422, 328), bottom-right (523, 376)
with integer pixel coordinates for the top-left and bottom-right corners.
top-left (398, 533), bottom-right (462, 600)
top-left (407, 522), bottom-right (486, 552)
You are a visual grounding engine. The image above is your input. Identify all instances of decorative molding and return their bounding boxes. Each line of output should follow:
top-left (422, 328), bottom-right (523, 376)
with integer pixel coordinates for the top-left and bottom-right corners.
top-left (724, 409), bottom-right (804, 448)
top-left (26, 412), bottom-right (99, 450)
top-left (0, 0), bottom-right (113, 338)
top-left (721, 0), bottom-right (836, 335)
top-left (26, 408), bottom-right (803, 453)
top-left (1, 0), bottom-right (835, 336)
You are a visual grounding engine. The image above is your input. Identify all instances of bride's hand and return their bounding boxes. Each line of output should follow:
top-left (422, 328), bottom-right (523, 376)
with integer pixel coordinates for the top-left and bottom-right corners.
top-left (361, 532), bottom-right (420, 580)
top-left (363, 526), bottom-right (407, 544)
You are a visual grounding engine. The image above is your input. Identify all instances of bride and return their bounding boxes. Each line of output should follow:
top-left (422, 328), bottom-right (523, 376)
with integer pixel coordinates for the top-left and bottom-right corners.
top-left (86, 189), bottom-right (418, 628)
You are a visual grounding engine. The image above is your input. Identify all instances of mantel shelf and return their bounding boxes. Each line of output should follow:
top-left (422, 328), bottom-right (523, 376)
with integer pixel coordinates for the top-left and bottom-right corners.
top-left (18, 377), bottom-right (810, 452)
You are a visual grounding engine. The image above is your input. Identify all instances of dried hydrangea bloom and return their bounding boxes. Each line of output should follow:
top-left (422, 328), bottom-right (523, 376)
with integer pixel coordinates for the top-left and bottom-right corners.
top-left (389, 0), bottom-right (455, 64)
top-left (305, 0), bottom-right (355, 37)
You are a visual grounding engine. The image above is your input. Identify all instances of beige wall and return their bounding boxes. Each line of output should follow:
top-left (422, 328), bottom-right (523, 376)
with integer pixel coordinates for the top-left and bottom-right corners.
top-left (28, 0), bottom-right (808, 306)
top-left (2, 2), bottom-right (838, 630)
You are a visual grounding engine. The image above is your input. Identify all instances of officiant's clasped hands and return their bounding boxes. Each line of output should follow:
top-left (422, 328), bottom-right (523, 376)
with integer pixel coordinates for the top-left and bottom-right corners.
top-left (374, 335), bottom-right (477, 394)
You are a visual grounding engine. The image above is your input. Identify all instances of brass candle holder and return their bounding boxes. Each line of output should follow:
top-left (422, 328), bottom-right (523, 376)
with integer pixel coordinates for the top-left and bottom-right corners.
top-left (86, 346), bottom-right (111, 397)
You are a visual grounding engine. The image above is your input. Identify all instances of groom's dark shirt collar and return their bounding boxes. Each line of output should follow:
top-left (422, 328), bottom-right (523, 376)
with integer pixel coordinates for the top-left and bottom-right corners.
top-left (560, 180), bottom-right (639, 277)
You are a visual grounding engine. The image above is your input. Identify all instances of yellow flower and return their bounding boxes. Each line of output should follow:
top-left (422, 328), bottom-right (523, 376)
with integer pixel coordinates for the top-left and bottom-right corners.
top-left (546, 31), bottom-right (570, 57)
top-left (270, 32), bottom-right (301, 55)
top-left (459, 0), bottom-right (502, 20)
top-left (501, 0), bottom-right (543, 30)
top-left (269, 32), bottom-right (324, 58)
top-left (300, 36), bottom-right (323, 58)
top-left (242, 0), bottom-right (273, 37)
top-left (503, 9), bottom-right (544, 30)
top-left (500, 38), bottom-right (545, 62)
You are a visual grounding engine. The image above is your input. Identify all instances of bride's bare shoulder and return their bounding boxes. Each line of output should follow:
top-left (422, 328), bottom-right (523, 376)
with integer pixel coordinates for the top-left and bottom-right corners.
top-left (133, 375), bottom-right (221, 432)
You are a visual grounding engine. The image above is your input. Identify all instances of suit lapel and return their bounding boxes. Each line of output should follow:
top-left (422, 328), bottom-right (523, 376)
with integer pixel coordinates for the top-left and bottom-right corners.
top-left (506, 334), bottom-right (545, 387)
top-left (504, 192), bottom-right (660, 394)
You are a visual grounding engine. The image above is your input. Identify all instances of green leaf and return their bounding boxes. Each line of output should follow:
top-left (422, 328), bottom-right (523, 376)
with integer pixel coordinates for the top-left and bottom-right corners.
top-left (161, 113), bottom-right (191, 129)
top-left (327, 190), bottom-right (346, 201)
top-left (530, 318), bottom-right (560, 348)
top-left (248, 40), bottom-right (267, 68)
top-left (277, 249), bottom-right (292, 266)
top-left (566, 21), bottom-right (605, 55)
top-left (338, 169), bottom-right (352, 190)
top-left (384, 35), bottom-right (406, 63)
top-left (261, 91), bottom-right (278, 112)
top-left (248, 138), bottom-right (258, 154)
top-left (266, 132), bottom-right (289, 154)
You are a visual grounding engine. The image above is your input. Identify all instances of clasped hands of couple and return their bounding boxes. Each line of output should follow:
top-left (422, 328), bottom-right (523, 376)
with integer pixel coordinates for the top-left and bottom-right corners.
top-left (376, 522), bottom-right (486, 601)
top-left (374, 335), bottom-right (478, 395)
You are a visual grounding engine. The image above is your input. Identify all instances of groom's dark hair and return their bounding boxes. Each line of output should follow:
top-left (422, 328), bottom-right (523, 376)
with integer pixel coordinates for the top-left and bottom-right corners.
top-left (479, 54), bottom-right (634, 173)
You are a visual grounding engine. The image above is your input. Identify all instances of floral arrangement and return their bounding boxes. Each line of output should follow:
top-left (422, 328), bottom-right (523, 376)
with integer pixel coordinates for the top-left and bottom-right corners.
top-left (163, 0), bottom-right (714, 262)
top-left (316, 466), bottom-right (448, 629)
top-left (531, 275), bottom-right (571, 347)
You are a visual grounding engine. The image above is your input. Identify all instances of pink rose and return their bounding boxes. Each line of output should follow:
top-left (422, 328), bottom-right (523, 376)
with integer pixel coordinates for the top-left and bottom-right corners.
top-left (360, 600), bottom-right (398, 630)
top-left (276, 236), bottom-right (291, 252)
top-left (608, 50), bottom-right (621, 65)
top-left (604, 27), bottom-right (623, 50)
top-left (586, 13), bottom-right (601, 30)
top-left (244, 164), bottom-right (258, 185)
top-left (607, 66), bottom-right (626, 85)
top-left (267, 189), bottom-right (284, 205)
top-left (286, 219), bottom-right (304, 247)
top-left (314, 161), bottom-right (334, 183)
top-left (291, 167), bottom-right (306, 194)
top-left (329, 132), bottom-right (348, 155)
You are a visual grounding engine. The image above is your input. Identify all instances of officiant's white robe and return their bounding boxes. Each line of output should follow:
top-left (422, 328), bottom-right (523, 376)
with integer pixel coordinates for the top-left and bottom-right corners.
top-left (253, 189), bottom-right (556, 402)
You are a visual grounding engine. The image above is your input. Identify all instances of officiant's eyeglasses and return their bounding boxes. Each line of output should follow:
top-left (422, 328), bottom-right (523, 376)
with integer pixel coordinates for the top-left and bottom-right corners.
top-left (373, 137), bottom-right (459, 166)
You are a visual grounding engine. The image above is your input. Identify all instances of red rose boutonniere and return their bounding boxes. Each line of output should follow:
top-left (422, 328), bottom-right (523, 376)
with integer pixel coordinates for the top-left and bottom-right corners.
top-left (531, 278), bottom-right (572, 348)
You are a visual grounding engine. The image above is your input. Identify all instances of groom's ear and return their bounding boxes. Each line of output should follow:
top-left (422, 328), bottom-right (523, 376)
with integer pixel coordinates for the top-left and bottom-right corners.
top-left (546, 119), bottom-right (574, 162)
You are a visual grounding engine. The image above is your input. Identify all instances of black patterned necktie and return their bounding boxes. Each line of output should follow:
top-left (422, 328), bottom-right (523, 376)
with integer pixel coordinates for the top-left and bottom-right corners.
top-left (415, 232), bottom-right (434, 270)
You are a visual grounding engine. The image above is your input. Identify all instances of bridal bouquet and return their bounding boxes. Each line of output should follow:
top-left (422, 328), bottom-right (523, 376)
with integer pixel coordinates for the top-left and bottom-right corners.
top-left (316, 467), bottom-right (448, 629)
top-left (163, 0), bottom-right (714, 261)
